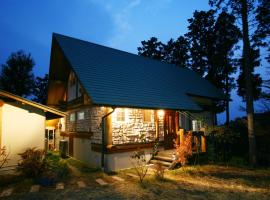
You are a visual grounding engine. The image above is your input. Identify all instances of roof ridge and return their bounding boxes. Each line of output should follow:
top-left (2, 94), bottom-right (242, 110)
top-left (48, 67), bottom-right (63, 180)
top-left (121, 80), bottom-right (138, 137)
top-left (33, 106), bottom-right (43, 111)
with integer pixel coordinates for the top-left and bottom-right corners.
top-left (52, 32), bottom-right (185, 70)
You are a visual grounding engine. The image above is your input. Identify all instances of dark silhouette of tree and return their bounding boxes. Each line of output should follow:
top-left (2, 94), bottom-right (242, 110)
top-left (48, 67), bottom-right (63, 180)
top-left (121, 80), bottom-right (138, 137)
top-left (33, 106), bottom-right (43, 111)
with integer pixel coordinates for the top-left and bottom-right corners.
top-left (162, 36), bottom-right (190, 67)
top-left (32, 74), bottom-right (49, 104)
top-left (186, 10), bottom-right (216, 77)
top-left (209, 0), bottom-right (267, 166)
top-left (0, 51), bottom-right (35, 97)
top-left (186, 10), bottom-right (241, 124)
top-left (137, 37), bottom-right (163, 60)
top-left (212, 11), bottom-right (241, 125)
top-left (237, 46), bottom-right (262, 101)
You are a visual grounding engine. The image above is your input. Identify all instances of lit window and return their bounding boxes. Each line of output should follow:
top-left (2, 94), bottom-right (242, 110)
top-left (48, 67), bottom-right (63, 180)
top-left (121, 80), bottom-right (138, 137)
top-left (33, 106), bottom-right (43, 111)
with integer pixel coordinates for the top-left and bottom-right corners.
top-left (77, 111), bottom-right (85, 120)
top-left (116, 108), bottom-right (125, 122)
top-left (143, 110), bottom-right (152, 122)
top-left (70, 113), bottom-right (75, 122)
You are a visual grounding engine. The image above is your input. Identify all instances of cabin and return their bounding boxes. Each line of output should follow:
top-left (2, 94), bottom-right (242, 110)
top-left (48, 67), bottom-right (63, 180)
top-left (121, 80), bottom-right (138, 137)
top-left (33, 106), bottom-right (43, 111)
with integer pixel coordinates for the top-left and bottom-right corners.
top-left (0, 90), bottom-right (65, 171)
top-left (47, 33), bottom-right (225, 171)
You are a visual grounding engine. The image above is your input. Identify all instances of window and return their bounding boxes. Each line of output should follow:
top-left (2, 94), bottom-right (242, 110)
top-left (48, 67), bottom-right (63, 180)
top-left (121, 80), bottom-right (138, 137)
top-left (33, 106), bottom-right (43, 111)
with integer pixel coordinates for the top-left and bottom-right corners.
top-left (116, 108), bottom-right (125, 122)
top-left (77, 111), bottom-right (85, 120)
top-left (68, 72), bottom-right (76, 87)
top-left (70, 113), bottom-right (75, 122)
top-left (143, 110), bottom-right (152, 122)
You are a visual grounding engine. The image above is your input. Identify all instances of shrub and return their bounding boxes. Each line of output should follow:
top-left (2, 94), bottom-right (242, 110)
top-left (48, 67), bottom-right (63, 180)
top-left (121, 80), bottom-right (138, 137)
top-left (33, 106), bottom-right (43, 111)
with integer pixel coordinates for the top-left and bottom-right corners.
top-left (130, 150), bottom-right (149, 183)
top-left (206, 125), bottom-right (242, 163)
top-left (17, 148), bottom-right (47, 178)
top-left (153, 163), bottom-right (165, 180)
top-left (0, 146), bottom-right (9, 169)
top-left (175, 133), bottom-right (193, 166)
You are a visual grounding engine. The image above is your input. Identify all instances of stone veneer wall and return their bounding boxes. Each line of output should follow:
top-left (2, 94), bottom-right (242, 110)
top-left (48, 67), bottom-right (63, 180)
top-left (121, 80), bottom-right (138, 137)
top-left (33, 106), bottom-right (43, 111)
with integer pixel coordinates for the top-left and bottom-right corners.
top-left (66, 106), bottom-right (105, 144)
top-left (66, 107), bottom-right (165, 145)
top-left (112, 109), bottom-right (164, 145)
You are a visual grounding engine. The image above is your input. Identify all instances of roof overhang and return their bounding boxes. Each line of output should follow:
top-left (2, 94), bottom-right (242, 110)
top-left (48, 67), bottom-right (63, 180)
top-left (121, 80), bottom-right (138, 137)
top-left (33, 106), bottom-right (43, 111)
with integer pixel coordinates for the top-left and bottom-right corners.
top-left (0, 90), bottom-right (66, 119)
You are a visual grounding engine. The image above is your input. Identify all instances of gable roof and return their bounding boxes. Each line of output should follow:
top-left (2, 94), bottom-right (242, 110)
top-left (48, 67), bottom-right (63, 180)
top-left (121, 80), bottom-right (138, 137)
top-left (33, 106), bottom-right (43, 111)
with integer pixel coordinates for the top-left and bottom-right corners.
top-left (52, 33), bottom-right (225, 111)
top-left (0, 90), bottom-right (66, 119)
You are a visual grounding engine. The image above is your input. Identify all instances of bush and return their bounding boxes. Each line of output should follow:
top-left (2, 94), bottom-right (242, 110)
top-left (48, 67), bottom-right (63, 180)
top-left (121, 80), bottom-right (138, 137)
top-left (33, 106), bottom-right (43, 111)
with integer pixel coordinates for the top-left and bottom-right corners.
top-left (174, 133), bottom-right (193, 166)
top-left (0, 146), bottom-right (9, 169)
top-left (130, 150), bottom-right (149, 183)
top-left (153, 163), bottom-right (165, 180)
top-left (17, 148), bottom-right (47, 178)
top-left (206, 125), bottom-right (245, 163)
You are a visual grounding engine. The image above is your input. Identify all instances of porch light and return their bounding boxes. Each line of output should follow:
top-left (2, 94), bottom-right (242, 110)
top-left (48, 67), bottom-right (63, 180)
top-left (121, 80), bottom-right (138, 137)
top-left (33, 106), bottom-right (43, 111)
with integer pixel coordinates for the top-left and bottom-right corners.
top-left (157, 110), bottom-right (165, 118)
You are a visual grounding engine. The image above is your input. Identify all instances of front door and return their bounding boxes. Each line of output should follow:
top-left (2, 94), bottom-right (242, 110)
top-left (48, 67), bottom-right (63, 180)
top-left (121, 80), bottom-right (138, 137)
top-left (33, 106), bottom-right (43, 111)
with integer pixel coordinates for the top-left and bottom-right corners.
top-left (164, 111), bottom-right (177, 149)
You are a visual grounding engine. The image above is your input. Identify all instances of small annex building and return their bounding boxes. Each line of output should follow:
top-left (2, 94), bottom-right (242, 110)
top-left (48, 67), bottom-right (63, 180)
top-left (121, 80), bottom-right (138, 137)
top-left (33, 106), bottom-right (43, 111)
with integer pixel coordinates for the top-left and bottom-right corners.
top-left (0, 90), bottom-right (66, 170)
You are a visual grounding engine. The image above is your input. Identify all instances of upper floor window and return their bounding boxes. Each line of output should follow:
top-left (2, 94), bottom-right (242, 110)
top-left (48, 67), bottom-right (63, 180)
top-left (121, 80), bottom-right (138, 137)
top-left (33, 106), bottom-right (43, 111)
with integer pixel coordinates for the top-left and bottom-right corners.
top-left (116, 108), bottom-right (126, 122)
top-left (70, 113), bottom-right (76, 122)
top-left (143, 110), bottom-right (152, 122)
top-left (69, 72), bottom-right (76, 87)
top-left (77, 111), bottom-right (85, 120)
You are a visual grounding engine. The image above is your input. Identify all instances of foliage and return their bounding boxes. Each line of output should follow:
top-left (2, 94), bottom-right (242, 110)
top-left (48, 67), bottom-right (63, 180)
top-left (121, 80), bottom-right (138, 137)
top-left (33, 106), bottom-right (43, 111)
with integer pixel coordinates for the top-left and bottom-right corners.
top-left (138, 37), bottom-right (163, 60)
top-left (0, 50), bottom-right (35, 97)
top-left (174, 133), bottom-right (193, 166)
top-left (152, 163), bottom-right (165, 180)
top-left (130, 150), bottom-right (149, 183)
top-left (236, 46), bottom-right (262, 101)
top-left (0, 146), bottom-right (9, 169)
top-left (45, 152), bottom-right (69, 178)
top-left (206, 125), bottom-right (244, 163)
top-left (17, 148), bottom-right (47, 178)
top-left (32, 74), bottom-right (49, 104)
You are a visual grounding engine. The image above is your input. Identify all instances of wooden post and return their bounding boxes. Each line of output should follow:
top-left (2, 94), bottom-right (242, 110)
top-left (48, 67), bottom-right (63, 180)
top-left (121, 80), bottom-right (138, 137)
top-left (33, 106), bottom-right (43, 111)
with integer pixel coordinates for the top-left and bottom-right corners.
top-left (154, 110), bottom-right (159, 141)
top-left (200, 128), bottom-right (206, 152)
top-left (179, 128), bottom-right (185, 145)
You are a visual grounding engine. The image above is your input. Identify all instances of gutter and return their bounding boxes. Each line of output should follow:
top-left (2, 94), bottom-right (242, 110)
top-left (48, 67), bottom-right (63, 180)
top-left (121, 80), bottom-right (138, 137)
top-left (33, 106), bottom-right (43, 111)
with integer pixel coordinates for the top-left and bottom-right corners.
top-left (101, 107), bottom-right (115, 171)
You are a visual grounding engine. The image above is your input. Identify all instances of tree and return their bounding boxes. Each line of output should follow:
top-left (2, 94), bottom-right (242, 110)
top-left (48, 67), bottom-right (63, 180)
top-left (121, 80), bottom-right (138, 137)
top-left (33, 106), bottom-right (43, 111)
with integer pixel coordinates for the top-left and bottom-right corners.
top-left (186, 10), bottom-right (240, 124)
top-left (186, 10), bottom-right (216, 77)
top-left (0, 51), bottom-right (35, 97)
top-left (162, 36), bottom-right (190, 68)
top-left (209, 0), bottom-right (267, 166)
top-left (137, 37), bottom-right (163, 60)
top-left (32, 74), bottom-right (49, 104)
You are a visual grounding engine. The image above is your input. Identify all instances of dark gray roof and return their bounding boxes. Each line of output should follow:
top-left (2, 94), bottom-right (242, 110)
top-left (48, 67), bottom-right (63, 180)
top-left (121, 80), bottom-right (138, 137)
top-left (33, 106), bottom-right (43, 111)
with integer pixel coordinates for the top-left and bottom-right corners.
top-left (53, 33), bottom-right (225, 111)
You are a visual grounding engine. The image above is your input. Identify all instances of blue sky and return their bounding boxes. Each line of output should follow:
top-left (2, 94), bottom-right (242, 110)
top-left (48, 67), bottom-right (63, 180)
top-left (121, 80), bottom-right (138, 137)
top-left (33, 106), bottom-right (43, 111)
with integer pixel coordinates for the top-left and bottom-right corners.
top-left (0, 0), bottom-right (267, 124)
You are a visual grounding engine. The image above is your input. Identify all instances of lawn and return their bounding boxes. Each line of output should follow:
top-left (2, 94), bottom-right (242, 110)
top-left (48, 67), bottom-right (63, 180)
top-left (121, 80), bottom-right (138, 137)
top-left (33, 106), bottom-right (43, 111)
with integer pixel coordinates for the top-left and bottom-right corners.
top-left (0, 159), bottom-right (269, 200)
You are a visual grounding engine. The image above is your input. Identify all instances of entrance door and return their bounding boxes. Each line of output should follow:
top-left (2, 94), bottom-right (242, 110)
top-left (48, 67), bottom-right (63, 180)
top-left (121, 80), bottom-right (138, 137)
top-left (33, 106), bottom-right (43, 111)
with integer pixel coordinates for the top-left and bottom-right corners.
top-left (164, 111), bottom-right (177, 149)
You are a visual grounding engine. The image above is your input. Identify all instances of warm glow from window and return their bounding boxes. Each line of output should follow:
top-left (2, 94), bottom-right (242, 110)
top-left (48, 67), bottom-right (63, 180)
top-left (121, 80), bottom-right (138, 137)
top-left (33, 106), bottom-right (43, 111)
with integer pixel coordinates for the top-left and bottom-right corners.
top-left (143, 110), bottom-right (152, 122)
top-left (157, 110), bottom-right (165, 118)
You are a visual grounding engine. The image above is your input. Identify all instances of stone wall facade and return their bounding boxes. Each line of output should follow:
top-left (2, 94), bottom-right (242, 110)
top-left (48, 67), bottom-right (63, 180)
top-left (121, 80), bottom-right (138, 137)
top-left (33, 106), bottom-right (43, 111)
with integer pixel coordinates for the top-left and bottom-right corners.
top-left (66, 106), bottom-right (165, 145)
top-left (66, 106), bottom-right (105, 144)
top-left (112, 108), bottom-right (164, 144)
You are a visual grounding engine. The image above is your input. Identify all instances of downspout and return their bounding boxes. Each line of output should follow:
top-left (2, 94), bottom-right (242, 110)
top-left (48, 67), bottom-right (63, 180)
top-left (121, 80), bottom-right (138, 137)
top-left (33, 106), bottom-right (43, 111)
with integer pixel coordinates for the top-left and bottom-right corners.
top-left (101, 107), bottom-right (115, 171)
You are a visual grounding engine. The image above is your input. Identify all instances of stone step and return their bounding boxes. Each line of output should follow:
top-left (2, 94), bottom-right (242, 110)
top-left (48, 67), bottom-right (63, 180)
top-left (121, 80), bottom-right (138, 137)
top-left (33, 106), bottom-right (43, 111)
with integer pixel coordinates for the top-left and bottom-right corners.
top-left (111, 176), bottom-right (125, 182)
top-left (95, 178), bottom-right (108, 186)
top-left (149, 159), bottom-right (172, 167)
top-left (77, 181), bottom-right (86, 188)
top-left (154, 155), bottom-right (174, 162)
top-left (56, 182), bottom-right (64, 190)
top-left (30, 185), bottom-right (40, 193)
top-left (126, 173), bottom-right (139, 178)
top-left (0, 188), bottom-right (13, 197)
top-left (157, 150), bottom-right (175, 158)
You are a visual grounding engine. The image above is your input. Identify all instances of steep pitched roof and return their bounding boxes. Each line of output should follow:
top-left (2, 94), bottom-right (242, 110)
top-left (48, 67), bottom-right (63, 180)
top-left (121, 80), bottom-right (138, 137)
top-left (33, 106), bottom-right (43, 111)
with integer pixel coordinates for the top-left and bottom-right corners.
top-left (52, 33), bottom-right (225, 111)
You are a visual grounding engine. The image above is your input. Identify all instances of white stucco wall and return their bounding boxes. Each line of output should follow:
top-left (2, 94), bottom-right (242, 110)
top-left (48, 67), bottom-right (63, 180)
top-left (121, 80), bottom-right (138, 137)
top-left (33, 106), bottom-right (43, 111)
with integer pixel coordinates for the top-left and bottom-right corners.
top-left (1, 103), bottom-right (45, 167)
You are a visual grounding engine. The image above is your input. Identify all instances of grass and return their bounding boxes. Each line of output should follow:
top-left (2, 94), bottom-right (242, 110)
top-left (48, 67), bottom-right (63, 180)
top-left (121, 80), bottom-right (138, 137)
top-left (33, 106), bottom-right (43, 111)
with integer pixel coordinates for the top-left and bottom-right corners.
top-left (0, 156), bottom-right (269, 200)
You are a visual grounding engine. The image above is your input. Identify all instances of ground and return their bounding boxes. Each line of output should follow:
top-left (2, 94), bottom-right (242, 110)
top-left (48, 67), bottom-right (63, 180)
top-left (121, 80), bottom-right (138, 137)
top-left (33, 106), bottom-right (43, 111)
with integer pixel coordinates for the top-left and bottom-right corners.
top-left (0, 158), bottom-right (269, 200)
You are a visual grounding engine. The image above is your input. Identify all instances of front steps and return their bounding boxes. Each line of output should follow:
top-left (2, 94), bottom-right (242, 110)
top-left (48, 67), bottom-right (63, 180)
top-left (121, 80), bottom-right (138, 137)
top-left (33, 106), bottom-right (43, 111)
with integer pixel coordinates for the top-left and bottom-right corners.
top-left (149, 150), bottom-right (178, 170)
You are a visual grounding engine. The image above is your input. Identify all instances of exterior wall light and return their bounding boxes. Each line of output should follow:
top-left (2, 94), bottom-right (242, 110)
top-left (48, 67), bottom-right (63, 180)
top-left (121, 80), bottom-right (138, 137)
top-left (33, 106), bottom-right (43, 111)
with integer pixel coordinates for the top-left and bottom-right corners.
top-left (157, 110), bottom-right (165, 118)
